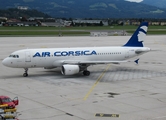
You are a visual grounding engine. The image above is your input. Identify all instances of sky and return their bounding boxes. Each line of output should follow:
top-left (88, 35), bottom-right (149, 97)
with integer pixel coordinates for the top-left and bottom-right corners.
top-left (125, 0), bottom-right (143, 2)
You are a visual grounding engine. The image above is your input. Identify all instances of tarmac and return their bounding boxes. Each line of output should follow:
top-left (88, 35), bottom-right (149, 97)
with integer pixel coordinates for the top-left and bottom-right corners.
top-left (0, 35), bottom-right (166, 120)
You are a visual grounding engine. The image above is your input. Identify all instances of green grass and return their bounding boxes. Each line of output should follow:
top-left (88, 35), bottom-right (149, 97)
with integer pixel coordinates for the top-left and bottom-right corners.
top-left (0, 25), bottom-right (139, 31)
top-left (127, 29), bottom-right (166, 35)
top-left (0, 25), bottom-right (166, 36)
top-left (148, 31), bottom-right (166, 34)
top-left (0, 30), bottom-right (89, 36)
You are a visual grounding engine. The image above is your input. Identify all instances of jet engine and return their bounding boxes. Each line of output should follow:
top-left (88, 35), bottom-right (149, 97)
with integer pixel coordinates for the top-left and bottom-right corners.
top-left (61, 65), bottom-right (80, 75)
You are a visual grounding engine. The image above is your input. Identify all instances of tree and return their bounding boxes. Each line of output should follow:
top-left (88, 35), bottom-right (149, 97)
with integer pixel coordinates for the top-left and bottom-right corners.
top-left (99, 21), bottom-right (104, 26)
top-left (20, 17), bottom-right (27, 21)
top-left (70, 21), bottom-right (75, 26)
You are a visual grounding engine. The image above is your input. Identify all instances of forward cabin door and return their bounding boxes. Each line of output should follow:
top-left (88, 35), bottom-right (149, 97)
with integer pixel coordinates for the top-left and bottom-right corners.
top-left (25, 51), bottom-right (31, 62)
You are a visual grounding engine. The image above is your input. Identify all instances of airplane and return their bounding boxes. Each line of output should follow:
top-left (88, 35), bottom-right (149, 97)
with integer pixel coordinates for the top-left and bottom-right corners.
top-left (2, 22), bottom-right (150, 77)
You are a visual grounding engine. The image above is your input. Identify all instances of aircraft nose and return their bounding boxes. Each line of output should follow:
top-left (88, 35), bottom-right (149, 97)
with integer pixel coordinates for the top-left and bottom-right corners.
top-left (2, 58), bottom-right (10, 67)
top-left (2, 58), bottom-right (7, 66)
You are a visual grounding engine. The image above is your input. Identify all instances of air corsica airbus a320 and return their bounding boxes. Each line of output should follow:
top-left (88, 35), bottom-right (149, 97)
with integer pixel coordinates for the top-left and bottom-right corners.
top-left (2, 22), bottom-right (150, 77)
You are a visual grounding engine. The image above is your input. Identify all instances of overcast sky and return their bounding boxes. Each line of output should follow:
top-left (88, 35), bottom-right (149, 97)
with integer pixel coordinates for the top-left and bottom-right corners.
top-left (125, 0), bottom-right (143, 2)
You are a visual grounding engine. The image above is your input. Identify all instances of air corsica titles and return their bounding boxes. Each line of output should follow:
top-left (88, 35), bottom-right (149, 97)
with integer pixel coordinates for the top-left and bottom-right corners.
top-left (33, 50), bottom-right (97, 57)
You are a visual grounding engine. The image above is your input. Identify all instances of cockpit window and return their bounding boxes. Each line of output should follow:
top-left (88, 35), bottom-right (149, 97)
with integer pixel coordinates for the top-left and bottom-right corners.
top-left (9, 55), bottom-right (19, 58)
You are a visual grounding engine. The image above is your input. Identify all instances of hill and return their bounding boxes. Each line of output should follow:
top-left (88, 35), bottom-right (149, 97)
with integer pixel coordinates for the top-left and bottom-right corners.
top-left (0, 8), bottom-right (50, 18)
top-left (0, 0), bottom-right (166, 18)
top-left (141, 0), bottom-right (166, 9)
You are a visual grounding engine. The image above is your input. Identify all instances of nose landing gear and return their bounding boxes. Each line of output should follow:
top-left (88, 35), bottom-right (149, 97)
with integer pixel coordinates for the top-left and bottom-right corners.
top-left (23, 68), bottom-right (28, 77)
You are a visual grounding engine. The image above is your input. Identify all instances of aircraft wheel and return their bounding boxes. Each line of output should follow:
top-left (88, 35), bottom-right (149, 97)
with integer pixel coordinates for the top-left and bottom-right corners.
top-left (23, 73), bottom-right (28, 77)
top-left (83, 71), bottom-right (90, 76)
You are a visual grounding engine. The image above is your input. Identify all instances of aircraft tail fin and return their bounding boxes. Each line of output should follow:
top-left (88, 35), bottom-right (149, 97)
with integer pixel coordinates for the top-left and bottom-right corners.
top-left (123, 22), bottom-right (148, 47)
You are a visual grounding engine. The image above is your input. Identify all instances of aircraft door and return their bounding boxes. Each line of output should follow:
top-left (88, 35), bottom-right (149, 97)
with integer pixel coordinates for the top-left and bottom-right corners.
top-left (25, 51), bottom-right (31, 62)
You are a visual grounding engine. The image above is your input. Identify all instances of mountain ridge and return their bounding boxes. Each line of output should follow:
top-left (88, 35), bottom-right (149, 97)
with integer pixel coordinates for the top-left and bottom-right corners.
top-left (0, 0), bottom-right (166, 18)
top-left (141, 0), bottom-right (166, 9)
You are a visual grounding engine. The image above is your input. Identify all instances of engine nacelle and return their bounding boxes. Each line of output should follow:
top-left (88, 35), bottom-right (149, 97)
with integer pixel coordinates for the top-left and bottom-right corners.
top-left (61, 65), bottom-right (80, 75)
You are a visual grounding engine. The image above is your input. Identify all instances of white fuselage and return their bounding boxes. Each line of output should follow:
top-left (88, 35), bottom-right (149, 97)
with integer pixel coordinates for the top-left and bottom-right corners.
top-left (2, 46), bottom-right (150, 68)
top-left (2, 22), bottom-right (150, 76)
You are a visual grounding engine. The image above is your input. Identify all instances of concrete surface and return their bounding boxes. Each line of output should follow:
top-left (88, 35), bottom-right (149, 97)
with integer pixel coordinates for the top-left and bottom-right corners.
top-left (0, 36), bottom-right (166, 120)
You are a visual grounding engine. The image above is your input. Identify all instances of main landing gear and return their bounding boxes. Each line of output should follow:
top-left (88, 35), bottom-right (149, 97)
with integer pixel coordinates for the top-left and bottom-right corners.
top-left (80, 64), bottom-right (90, 76)
top-left (23, 68), bottom-right (28, 77)
top-left (83, 70), bottom-right (90, 76)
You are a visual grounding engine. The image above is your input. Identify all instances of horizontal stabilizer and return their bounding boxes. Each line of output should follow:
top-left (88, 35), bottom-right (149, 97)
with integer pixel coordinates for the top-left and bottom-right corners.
top-left (134, 59), bottom-right (139, 64)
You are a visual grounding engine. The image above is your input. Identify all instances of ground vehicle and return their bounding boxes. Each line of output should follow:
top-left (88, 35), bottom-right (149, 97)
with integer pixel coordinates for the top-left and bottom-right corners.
top-left (0, 96), bottom-right (18, 108)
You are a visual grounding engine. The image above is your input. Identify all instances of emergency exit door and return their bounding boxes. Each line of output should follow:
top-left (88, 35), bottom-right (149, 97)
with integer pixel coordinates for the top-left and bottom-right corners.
top-left (25, 51), bottom-right (31, 62)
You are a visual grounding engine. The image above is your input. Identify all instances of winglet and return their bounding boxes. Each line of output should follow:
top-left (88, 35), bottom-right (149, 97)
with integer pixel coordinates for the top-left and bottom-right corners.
top-left (123, 22), bottom-right (148, 47)
top-left (134, 58), bottom-right (140, 64)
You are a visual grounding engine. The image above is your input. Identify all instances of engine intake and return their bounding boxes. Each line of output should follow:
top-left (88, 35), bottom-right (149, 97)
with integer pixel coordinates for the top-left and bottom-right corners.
top-left (61, 65), bottom-right (80, 75)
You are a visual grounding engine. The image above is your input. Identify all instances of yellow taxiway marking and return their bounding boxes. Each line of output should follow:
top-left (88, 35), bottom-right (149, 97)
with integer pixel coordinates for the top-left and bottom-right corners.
top-left (83, 64), bottom-right (111, 100)
top-left (19, 45), bottom-right (25, 47)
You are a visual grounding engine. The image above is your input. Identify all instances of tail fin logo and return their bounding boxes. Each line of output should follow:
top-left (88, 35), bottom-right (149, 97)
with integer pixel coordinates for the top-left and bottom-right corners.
top-left (138, 26), bottom-right (148, 42)
top-left (123, 22), bottom-right (148, 47)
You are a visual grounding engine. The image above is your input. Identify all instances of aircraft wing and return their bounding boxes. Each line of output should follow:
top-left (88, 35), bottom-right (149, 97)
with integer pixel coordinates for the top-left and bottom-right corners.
top-left (61, 60), bottom-right (128, 65)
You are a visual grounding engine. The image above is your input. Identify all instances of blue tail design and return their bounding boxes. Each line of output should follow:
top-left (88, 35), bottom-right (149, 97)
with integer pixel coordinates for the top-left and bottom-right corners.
top-left (123, 22), bottom-right (148, 47)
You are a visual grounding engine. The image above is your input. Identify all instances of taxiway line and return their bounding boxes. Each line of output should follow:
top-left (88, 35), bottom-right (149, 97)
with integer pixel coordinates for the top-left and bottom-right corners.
top-left (83, 64), bottom-right (111, 100)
